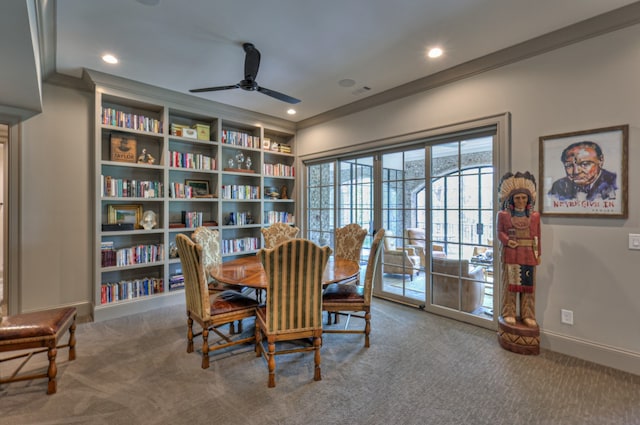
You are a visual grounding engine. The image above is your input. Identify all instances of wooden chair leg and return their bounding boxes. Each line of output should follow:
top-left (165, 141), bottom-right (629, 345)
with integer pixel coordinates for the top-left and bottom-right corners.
top-left (313, 336), bottom-right (322, 382)
top-left (267, 341), bottom-right (276, 388)
top-left (201, 328), bottom-right (210, 369)
top-left (187, 316), bottom-right (194, 353)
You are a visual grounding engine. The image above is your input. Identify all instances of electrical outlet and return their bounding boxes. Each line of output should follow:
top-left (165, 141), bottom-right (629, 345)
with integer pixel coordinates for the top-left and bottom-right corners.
top-left (629, 234), bottom-right (640, 250)
top-left (561, 309), bottom-right (574, 325)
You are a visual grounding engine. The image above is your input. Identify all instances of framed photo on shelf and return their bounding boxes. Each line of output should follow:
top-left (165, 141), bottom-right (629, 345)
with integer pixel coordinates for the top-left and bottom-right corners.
top-left (262, 138), bottom-right (271, 150)
top-left (185, 179), bottom-right (211, 197)
top-left (107, 204), bottom-right (143, 229)
top-left (539, 124), bottom-right (628, 218)
top-left (110, 133), bottom-right (137, 163)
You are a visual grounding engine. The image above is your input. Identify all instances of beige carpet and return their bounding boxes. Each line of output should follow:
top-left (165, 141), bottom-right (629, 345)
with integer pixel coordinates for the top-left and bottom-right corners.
top-left (1, 298), bottom-right (639, 425)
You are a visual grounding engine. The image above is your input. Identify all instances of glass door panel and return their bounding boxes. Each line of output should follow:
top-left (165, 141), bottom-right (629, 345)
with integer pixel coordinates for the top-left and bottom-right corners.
top-left (428, 137), bottom-right (494, 319)
top-left (378, 148), bottom-right (426, 303)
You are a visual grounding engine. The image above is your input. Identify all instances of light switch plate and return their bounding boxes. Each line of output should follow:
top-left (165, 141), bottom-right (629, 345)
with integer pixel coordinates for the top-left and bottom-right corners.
top-left (629, 234), bottom-right (640, 250)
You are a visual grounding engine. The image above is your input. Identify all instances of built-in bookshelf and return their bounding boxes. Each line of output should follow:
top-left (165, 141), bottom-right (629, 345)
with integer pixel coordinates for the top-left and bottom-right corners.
top-left (93, 87), bottom-right (296, 322)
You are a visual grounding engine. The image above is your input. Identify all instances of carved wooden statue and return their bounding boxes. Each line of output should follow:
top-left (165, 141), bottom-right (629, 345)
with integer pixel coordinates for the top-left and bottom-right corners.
top-left (496, 171), bottom-right (541, 355)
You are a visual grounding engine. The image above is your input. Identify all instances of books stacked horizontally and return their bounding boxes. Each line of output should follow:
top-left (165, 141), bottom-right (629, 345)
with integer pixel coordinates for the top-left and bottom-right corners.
top-left (278, 144), bottom-right (292, 154)
top-left (169, 269), bottom-right (184, 291)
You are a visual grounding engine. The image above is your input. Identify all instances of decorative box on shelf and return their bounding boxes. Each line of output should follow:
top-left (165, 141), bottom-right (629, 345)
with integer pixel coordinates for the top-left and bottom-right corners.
top-left (192, 124), bottom-right (210, 141)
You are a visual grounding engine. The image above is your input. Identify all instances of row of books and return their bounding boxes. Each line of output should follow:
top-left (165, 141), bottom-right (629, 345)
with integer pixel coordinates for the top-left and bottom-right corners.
top-left (263, 163), bottom-right (294, 177)
top-left (220, 184), bottom-right (260, 200)
top-left (264, 212), bottom-right (295, 225)
top-left (102, 107), bottom-right (163, 134)
top-left (100, 277), bottom-right (164, 304)
top-left (169, 183), bottom-right (196, 199)
top-left (221, 130), bottom-right (260, 148)
top-left (222, 237), bottom-right (260, 254)
top-left (169, 151), bottom-right (216, 170)
top-left (226, 211), bottom-right (256, 226)
top-left (103, 243), bottom-right (164, 267)
top-left (101, 175), bottom-right (163, 198)
top-left (182, 211), bottom-right (204, 228)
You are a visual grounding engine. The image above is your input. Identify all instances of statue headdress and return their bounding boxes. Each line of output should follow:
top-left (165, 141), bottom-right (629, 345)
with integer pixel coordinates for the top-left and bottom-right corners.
top-left (498, 171), bottom-right (537, 210)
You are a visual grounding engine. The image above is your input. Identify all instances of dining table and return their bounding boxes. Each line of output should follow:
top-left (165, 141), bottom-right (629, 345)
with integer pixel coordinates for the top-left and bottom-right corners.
top-left (208, 255), bottom-right (361, 292)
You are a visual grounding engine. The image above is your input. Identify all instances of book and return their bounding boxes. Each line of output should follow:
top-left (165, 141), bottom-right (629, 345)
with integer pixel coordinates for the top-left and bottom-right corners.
top-left (110, 134), bottom-right (137, 163)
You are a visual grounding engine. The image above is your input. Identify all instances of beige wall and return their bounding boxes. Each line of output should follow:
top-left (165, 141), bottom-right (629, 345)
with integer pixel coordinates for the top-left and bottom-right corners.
top-left (20, 84), bottom-right (92, 313)
top-left (297, 24), bottom-right (640, 374)
top-left (16, 24), bottom-right (640, 374)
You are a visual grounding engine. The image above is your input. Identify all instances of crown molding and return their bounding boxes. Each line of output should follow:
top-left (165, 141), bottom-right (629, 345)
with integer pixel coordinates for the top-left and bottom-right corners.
top-left (296, 2), bottom-right (640, 129)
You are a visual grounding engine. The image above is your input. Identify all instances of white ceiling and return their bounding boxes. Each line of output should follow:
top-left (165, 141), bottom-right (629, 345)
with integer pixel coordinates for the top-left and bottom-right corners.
top-left (3, 1), bottom-right (640, 125)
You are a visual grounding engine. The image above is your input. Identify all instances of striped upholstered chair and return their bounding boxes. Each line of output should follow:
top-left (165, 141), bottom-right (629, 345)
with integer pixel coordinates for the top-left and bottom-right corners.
top-left (175, 234), bottom-right (258, 369)
top-left (255, 238), bottom-right (331, 388)
top-left (260, 222), bottom-right (300, 249)
top-left (322, 228), bottom-right (385, 348)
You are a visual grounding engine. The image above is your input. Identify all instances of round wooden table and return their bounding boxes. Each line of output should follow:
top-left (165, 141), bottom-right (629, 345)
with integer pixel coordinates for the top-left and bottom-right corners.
top-left (209, 255), bottom-right (360, 290)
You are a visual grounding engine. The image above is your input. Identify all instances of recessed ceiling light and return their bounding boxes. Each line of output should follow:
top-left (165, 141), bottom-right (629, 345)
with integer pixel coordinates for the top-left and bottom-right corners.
top-left (338, 79), bottom-right (356, 87)
top-left (102, 54), bottom-right (118, 64)
top-left (427, 47), bottom-right (443, 58)
top-left (287, 109), bottom-right (296, 115)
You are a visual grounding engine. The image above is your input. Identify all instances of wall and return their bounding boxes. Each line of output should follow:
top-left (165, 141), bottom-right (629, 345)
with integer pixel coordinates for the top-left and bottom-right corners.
top-left (297, 24), bottom-right (640, 374)
top-left (20, 84), bottom-right (93, 314)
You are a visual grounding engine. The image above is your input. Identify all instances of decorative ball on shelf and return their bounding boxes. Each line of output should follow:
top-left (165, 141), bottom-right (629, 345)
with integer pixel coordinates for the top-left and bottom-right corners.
top-left (140, 210), bottom-right (157, 230)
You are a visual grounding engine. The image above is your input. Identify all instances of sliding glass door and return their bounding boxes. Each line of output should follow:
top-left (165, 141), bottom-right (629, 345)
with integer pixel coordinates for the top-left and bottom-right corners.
top-left (304, 123), bottom-right (500, 327)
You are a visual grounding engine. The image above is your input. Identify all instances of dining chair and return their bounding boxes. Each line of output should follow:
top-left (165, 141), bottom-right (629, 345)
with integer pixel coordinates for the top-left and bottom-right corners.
top-left (175, 234), bottom-right (258, 369)
top-left (334, 223), bottom-right (367, 278)
top-left (260, 222), bottom-right (300, 249)
top-left (327, 223), bottom-right (368, 324)
top-left (255, 238), bottom-right (331, 388)
top-left (191, 226), bottom-right (242, 293)
top-left (322, 228), bottom-right (385, 348)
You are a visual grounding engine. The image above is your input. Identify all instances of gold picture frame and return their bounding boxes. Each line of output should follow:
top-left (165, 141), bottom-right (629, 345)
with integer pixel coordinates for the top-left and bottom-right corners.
top-left (108, 204), bottom-right (143, 229)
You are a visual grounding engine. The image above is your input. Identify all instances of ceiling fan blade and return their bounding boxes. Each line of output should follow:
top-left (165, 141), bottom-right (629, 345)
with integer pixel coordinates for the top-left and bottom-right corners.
top-left (257, 86), bottom-right (301, 104)
top-left (243, 43), bottom-right (260, 81)
top-left (189, 84), bottom-right (240, 93)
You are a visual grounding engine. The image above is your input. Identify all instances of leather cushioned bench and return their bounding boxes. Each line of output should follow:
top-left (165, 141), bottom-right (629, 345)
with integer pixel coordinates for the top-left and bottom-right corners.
top-left (0, 307), bottom-right (77, 394)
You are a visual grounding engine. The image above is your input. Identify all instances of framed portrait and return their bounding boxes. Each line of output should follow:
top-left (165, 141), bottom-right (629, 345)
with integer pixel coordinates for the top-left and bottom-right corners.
top-left (539, 124), bottom-right (628, 218)
top-left (107, 204), bottom-right (143, 229)
top-left (185, 179), bottom-right (210, 197)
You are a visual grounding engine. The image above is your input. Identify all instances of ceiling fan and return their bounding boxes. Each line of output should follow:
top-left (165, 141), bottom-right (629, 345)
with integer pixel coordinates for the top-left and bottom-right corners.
top-left (190, 43), bottom-right (301, 104)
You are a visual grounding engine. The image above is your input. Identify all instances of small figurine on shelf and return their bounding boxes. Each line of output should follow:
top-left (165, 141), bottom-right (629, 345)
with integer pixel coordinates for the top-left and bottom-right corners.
top-left (246, 212), bottom-right (255, 224)
top-left (227, 157), bottom-right (235, 168)
top-left (225, 212), bottom-right (236, 226)
top-left (245, 156), bottom-right (252, 171)
top-left (280, 185), bottom-right (289, 200)
top-left (137, 148), bottom-right (155, 164)
top-left (169, 242), bottom-right (179, 258)
top-left (139, 210), bottom-right (157, 230)
top-left (235, 151), bottom-right (245, 168)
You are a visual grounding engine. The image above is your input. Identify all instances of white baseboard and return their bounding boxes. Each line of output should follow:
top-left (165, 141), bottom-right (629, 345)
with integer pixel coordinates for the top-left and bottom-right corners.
top-left (541, 330), bottom-right (640, 376)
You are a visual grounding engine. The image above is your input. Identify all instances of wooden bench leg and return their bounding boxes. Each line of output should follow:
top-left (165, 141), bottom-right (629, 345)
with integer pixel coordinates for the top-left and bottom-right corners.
top-left (47, 345), bottom-right (58, 395)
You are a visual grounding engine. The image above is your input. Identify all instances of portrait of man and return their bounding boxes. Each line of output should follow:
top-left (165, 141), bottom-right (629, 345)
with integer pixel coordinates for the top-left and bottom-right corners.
top-left (547, 141), bottom-right (617, 201)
